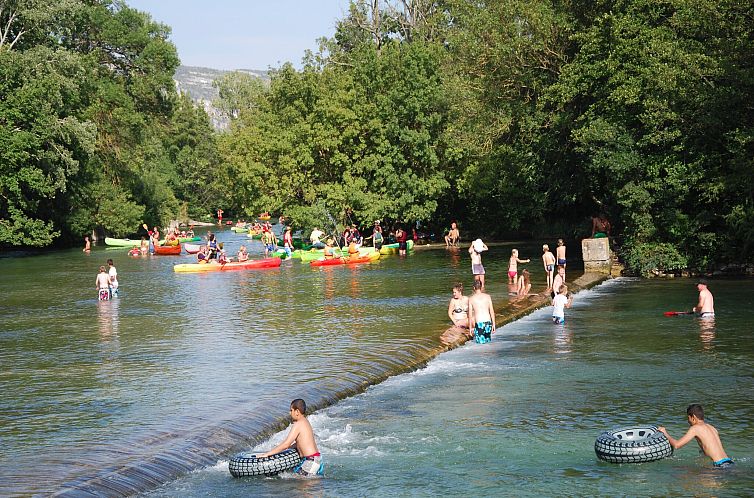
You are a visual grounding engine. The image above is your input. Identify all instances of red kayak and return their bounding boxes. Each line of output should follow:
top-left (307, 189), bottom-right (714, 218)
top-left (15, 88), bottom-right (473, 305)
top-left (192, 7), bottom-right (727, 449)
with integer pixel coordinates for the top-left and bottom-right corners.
top-left (154, 244), bottom-right (181, 255)
top-left (174, 258), bottom-right (282, 272)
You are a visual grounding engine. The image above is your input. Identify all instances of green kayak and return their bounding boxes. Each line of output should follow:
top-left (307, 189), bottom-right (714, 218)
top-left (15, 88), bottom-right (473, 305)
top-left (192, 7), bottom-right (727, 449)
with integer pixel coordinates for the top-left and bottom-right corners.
top-left (379, 240), bottom-right (414, 254)
top-left (104, 237), bottom-right (141, 247)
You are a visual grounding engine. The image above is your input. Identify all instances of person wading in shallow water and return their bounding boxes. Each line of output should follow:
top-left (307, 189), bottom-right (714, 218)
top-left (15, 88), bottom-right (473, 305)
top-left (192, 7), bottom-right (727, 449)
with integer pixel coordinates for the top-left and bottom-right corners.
top-left (658, 404), bottom-right (732, 468)
top-left (693, 279), bottom-right (715, 318)
top-left (468, 238), bottom-right (488, 288)
top-left (258, 399), bottom-right (324, 476)
top-left (448, 282), bottom-right (470, 333)
top-left (468, 280), bottom-right (495, 344)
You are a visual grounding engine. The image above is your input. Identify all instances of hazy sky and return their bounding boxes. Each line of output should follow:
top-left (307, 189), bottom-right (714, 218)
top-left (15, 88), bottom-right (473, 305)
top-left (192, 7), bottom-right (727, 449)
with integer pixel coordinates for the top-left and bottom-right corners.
top-left (126, 1), bottom-right (350, 70)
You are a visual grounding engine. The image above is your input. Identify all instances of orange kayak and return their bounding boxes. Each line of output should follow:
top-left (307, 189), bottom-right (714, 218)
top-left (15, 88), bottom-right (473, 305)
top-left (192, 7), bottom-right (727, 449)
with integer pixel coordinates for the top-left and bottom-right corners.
top-left (154, 244), bottom-right (181, 255)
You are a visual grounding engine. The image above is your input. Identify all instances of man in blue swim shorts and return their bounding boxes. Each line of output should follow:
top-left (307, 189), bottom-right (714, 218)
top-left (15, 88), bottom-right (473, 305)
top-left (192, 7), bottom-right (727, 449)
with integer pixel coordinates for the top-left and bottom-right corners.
top-left (467, 280), bottom-right (495, 344)
top-left (658, 404), bottom-right (733, 468)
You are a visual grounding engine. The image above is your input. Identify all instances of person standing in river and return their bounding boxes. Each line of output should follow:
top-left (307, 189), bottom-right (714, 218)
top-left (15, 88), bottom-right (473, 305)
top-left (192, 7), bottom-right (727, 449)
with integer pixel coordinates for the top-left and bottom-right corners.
top-left (107, 259), bottom-right (118, 298)
top-left (96, 266), bottom-right (110, 301)
top-left (448, 283), bottom-right (470, 332)
top-left (83, 236), bottom-right (91, 253)
top-left (693, 279), bottom-right (715, 318)
top-left (258, 399), bottom-right (324, 476)
top-left (542, 244), bottom-right (556, 289)
top-left (396, 225), bottom-right (408, 256)
top-left (469, 238), bottom-right (488, 288)
top-left (658, 404), bottom-right (732, 467)
top-left (468, 280), bottom-right (495, 344)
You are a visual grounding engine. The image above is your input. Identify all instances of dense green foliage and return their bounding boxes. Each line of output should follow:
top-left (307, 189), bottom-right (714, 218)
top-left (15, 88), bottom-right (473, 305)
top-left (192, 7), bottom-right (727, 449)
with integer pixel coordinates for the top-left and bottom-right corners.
top-left (3, 0), bottom-right (753, 274)
top-left (216, 0), bottom-right (754, 272)
top-left (0, 0), bottom-right (220, 245)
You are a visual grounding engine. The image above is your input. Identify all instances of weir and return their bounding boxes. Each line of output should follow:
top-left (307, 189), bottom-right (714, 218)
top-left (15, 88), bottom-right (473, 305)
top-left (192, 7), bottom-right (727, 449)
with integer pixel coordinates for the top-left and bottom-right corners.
top-left (53, 271), bottom-right (610, 497)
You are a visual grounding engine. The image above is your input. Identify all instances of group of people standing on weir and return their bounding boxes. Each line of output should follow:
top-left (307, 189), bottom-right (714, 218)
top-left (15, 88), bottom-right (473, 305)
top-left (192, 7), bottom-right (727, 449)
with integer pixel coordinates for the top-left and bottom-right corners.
top-left (450, 236), bottom-right (574, 343)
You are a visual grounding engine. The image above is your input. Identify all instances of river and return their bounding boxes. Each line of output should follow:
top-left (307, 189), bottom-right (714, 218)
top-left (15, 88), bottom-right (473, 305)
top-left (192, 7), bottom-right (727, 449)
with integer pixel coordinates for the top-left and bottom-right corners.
top-left (1, 231), bottom-right (752, 496)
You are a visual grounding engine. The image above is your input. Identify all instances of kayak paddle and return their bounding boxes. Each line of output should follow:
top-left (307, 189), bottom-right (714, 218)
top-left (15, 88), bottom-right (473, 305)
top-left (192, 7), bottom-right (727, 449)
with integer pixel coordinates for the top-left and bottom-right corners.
top-left (663, 311), bottom-right (694, 316)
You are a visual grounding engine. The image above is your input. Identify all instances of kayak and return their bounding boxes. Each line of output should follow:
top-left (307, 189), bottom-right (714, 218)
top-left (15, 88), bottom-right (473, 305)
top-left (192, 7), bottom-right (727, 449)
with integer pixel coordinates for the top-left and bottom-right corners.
top-left (154, 244), bottom-right (181, 255)
top-left (184, 243), bottom-right (201, 254)
top-left (230, 226), bottom-right (249, 233)
top-left (270, 249), bottom-right (302, 259)
top-left (158, 236), bottom-right (200, 244)
top-left (379, 239), bottom-right (414, 255)
top-left (277, 239), bottom-right (311, 250)
top-left (309, 250), bottom-right (380, 267)
top-left (247, 232), bottom-right (263, 239)
top-left (174, 258), bottom-right (282, 273)
top-left (104, 237), bottom-right (141, 247)
top-left (258, 215), bottom-right (271, 221)
top-left (299, 247), bottom-right (371, 262)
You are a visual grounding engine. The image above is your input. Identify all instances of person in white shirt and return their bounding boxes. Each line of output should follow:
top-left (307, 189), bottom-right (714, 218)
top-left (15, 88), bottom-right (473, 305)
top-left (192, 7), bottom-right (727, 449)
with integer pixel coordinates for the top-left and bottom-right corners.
top-left (552, 284), bottom-right (572, 325)
top-left (107, 258), bottom-right (118, 298)
top-left (309, 227), bottom-right (325, 249)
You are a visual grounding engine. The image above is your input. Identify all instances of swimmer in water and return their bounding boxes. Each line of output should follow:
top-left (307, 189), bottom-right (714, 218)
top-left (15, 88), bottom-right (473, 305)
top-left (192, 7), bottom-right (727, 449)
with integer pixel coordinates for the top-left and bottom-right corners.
top-left (448, 283), bottom-right (470, 333)
top-left (658, 404), bottom-right (732, 468)
top-left (258, 399), bottom-right (324, 476)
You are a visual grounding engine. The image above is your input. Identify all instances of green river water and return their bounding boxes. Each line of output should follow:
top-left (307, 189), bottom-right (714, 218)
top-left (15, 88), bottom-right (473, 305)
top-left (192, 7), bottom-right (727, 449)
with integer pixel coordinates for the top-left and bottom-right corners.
top-left (1, 231), bottom-right (752, 496)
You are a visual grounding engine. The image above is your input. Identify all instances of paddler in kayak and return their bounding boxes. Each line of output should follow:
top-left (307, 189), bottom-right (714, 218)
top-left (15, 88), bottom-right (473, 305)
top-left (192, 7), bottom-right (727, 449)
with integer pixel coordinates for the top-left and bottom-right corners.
top-left (237, 245), bottom-right (249, 262)
top-left (324, 239), bottom-right (336, 259)
top-left (258, 399), bottom-right (324, 477)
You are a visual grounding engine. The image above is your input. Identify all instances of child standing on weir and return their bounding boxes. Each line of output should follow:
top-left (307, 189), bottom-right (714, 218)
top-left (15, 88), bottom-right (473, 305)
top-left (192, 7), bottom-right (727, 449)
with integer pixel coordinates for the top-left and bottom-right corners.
top-left (508, 249), bottom-right (530, 284)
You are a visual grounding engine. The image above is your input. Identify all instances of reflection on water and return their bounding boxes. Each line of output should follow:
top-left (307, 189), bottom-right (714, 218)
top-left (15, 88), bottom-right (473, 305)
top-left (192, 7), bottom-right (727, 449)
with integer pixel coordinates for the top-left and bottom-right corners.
top-left (698, 317), bottom-right (716, 352)
top-left (553, 326), bottom-right (573, 354)
top-left (97, 297), bottom-right (120, 337)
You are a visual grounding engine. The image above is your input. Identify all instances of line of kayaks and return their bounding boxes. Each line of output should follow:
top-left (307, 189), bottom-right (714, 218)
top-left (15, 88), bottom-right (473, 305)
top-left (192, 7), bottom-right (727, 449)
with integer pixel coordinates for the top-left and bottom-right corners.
top-left (105, 236), bottom-right (200, 247)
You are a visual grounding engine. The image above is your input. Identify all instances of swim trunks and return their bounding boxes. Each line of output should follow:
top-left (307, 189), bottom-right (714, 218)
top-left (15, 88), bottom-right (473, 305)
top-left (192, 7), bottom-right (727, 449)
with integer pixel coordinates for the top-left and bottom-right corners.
top-left (266, 244), bottom-right (275, 252)
top-left (472, 264), bottom-right (485, 275)
top-left (552, 316), bottom-right (565, 325)
top-left (508, 270), bottom-right (517, 279)
top-left (714, 457), bottom-right (733, 468)
top-left (546, 264), bottom-right (554, 272)
top-left (398, 241), bottom-right (407, 250)
top-left (700, 312), bottom-right (715, 318)
top-left (473, 321), bottom-right (492, 344)
top-left (98, 289), bottom-right (110, 301)
top-left (593, 232), bottom-right (607, 238)
top-left (294, 453), bottom-right (324, 476)
top-left (557, 258), bottom-right (567, 265)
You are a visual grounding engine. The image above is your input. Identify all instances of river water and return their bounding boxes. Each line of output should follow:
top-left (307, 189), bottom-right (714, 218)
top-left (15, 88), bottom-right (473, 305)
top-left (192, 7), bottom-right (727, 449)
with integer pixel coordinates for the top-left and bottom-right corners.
top-left (1, 232), bottom-right (752, 496)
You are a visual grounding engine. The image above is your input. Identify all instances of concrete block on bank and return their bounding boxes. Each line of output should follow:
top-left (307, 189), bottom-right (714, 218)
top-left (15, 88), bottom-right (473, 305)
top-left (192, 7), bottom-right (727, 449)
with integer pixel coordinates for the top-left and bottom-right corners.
top-left (582, 238), bottom-right (611, 273)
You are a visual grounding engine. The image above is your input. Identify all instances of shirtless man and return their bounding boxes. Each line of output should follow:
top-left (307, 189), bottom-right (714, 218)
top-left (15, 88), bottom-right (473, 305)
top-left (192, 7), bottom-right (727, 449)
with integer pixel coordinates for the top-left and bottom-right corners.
top-left (658, 404), bottom-right (732, 467)
top-left (445, 221), bottom-right (460, 247)
top-left (693, 279), bottom-right (715, 318)
top-left (258, 399), bottom-right (323, 476)
top-left (447, 283), bottom-right (470, 333)
top-left (542, 244), bottom-right (556, 289)
top-left (469, 238), bottom-right (488, 288)
top-left (468, 280), bottom-right (495, 344)
top-left (95, 266), bottom-right (110, 301)
top-left (552, 265), bottom-right (566, 297)
top-left (83, 236), bottom-right (91, 252)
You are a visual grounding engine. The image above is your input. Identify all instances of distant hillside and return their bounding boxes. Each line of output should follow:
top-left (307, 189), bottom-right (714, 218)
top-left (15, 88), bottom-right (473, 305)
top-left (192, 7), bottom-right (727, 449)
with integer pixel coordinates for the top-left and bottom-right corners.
top-left (173, 65), bottom-right (268, 129)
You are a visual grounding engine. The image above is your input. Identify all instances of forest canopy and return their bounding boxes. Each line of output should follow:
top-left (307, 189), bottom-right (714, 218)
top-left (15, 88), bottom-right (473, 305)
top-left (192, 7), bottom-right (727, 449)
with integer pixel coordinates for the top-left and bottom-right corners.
top-left (2, 0), bottom-right (752, 273)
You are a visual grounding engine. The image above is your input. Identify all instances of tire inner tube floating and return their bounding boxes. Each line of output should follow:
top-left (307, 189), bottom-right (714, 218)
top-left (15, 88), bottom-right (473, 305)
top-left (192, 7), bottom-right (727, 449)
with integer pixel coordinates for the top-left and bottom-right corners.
top-left (229, 448), bottom-right (300, 477)
top-left (595, 425), bottom-right (673, 463)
